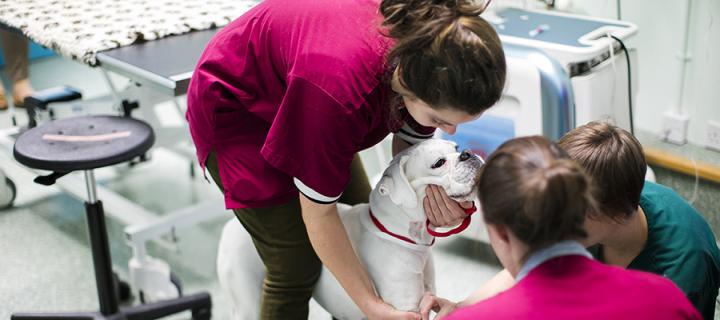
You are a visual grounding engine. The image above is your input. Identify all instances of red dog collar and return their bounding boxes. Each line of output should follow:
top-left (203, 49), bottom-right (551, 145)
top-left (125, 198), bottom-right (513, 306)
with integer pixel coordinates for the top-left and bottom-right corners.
top-left (368, 209), bottom-right (428, 245)
top-left (368, 202), bottom-right (476, 245)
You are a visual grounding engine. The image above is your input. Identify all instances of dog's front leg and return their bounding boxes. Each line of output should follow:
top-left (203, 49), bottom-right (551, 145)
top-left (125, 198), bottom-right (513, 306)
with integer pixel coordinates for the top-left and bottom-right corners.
top-left (423, 252), bottom-right (437, 294)
top-left (377, 269), bottom-right (426, 312)
top-left (360, 237), bottom-right (428, 312)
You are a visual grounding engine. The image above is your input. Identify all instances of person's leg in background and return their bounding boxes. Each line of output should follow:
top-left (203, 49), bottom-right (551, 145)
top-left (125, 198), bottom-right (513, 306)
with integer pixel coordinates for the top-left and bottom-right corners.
top-left (1, 30), bottom-right (33, 108)
top-left (206, 153), bottom-right (371, 319)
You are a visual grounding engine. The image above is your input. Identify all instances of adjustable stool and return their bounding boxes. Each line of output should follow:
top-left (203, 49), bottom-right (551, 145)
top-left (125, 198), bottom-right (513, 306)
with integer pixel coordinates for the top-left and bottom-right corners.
top-left (12, 115), bottom-right (212, 320)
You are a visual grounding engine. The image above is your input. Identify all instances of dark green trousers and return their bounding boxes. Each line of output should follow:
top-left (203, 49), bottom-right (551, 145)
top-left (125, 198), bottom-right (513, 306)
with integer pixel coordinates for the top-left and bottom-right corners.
top-left (206, 152), bottom-right (370, 319)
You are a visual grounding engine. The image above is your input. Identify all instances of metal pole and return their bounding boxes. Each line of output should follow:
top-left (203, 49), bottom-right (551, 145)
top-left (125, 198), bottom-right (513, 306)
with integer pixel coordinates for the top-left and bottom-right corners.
top-left (84, 170), bottom-right (97, 204)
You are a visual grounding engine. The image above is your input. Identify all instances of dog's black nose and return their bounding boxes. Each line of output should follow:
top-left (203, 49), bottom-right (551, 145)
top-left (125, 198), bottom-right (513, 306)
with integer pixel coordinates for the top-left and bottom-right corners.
top-left (459, 149), bottom-right (473, 162)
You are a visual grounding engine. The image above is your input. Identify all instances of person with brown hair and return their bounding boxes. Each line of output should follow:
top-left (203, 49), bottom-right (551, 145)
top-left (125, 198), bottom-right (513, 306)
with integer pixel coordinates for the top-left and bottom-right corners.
top-left (419, 136), bottom-right (701, 320)
top-left (0, 30), bottom-right (34, 110)
top-left (558, 121), bottom-right (720, 319)
top-left (186, 0), bottom-right (506, 318)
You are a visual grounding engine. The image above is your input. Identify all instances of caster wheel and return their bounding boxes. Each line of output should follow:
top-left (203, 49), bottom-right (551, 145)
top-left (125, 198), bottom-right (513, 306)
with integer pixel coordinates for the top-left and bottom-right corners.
top-left (113, 272), bottom-right (133, 303)
top-left (118, 278), bottom-right (132, 303)
top-left (0, 177), bottom-right (17, 210)
top-left (191, 306), bottom-right (211, 320)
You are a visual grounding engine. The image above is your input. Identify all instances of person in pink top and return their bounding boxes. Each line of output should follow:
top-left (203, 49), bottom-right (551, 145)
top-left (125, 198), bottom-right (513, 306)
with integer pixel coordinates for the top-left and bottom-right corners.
top-left (186, 0), bottom-right (507, 318)
top-left (419, 136), bottom-right (701, 320)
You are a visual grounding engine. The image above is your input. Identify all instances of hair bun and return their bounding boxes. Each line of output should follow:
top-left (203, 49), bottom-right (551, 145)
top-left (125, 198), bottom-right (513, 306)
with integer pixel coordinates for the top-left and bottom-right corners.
top-left (522, 158), bottom-right (591, 245)
top-left (380, 0), bottom-right (489, 39)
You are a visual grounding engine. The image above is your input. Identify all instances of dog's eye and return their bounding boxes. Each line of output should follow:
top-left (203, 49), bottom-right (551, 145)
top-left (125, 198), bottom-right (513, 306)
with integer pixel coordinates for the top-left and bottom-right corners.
top-left (431, 158), bottom-right (446, 169)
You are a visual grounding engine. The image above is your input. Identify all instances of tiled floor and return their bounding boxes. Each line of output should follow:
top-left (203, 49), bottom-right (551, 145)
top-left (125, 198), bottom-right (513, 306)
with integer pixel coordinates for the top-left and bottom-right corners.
top-left (0, 56), bottom-right (502, 319)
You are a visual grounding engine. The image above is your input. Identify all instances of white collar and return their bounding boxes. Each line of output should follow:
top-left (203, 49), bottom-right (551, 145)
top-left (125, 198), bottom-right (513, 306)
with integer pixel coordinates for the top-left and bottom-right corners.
top-left (515, 240), bottom-right (591, 281)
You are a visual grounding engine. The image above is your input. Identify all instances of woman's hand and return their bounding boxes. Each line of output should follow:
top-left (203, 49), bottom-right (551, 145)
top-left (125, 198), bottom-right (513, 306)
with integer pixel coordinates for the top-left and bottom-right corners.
top-left (419, 292), bottom-right (458, 320)
top-left (424, 185), bottom-right (473, 227)
top-left (366, 300), bottom-right (420, 320)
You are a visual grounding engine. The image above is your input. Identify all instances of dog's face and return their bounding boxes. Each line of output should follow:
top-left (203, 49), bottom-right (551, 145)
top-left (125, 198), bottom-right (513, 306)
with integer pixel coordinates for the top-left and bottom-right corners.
top-left (376, 139), bottom-right (483, 211)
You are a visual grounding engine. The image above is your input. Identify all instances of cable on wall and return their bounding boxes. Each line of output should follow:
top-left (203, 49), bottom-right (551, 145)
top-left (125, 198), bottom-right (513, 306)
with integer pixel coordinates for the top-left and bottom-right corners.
top-left (609, 35), bottom-right (634, 135)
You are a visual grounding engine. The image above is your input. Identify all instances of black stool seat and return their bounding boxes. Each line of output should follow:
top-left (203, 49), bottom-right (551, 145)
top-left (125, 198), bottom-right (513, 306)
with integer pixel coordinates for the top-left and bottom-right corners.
top-left (14, 115), bottom-right (154, 172)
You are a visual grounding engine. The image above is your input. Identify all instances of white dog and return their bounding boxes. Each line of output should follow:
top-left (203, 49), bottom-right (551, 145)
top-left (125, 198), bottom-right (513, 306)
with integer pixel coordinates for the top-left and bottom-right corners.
top-left (216, 139), bottom-right (483, 319)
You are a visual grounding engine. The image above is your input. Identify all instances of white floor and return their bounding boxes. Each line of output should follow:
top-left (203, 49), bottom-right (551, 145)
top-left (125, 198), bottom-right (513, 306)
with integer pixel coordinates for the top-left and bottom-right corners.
top-left (0, 56), bottom-right (502, 319)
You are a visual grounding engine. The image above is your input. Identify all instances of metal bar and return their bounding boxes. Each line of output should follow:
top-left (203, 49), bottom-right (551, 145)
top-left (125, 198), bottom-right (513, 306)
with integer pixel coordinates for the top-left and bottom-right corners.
top-left (96, 53), bottom-right (177, 96)
top-left (84, 170), bottom-right (98, 204)
top-left (99, 68), bottom-right (124, 110)
top-left (124, 199), bottom-right (226, 245)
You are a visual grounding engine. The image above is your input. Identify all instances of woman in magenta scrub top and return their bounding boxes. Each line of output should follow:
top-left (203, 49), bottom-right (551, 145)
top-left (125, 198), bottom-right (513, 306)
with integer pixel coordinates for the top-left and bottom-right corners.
top-left (419, 137), bottom-right (700, 320)
top-left (186, 0), bottom-right (507, 318)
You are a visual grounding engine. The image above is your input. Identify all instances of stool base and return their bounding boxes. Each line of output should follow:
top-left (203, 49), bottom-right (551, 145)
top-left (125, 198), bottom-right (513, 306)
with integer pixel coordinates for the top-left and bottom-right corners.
top-left (11, 292), bottom-right (212, 320)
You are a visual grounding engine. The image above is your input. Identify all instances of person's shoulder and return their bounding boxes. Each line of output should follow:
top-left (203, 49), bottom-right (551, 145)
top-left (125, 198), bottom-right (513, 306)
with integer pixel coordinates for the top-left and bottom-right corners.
top-left (640, 181), bottom-right (712, 241)
top-left (264, 0), bottom-right (378, 18)
top-left (640, 181), bottom-right (683, 207)
top-left (619, 269), bottom-right (703, 318)
top-left (595, 261), bottom-right (674, 292)
top-left (621, 267), bottom-right (690, 296)
top-left (280, 0), bottom-right (390, 108)
top-left (640, 181), bottom-right (700, 218)
top-left (619, 265), bottom-right (676, 286)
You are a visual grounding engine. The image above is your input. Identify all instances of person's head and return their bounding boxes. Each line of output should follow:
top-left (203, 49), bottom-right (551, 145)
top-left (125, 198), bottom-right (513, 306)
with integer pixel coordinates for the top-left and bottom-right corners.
top-left (380, 0), bottom-right (506, 134)
top-left (558, 121), bottom-right (646, 224)
top-left (476, 136), bottom-right (592, 276)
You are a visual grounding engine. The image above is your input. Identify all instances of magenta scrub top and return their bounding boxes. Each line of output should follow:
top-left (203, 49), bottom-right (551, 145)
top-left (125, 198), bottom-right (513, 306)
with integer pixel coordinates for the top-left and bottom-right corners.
top-left (446, 255), bottom-right (701, 320)
top-left (186, 0), bottom-right (434, 209)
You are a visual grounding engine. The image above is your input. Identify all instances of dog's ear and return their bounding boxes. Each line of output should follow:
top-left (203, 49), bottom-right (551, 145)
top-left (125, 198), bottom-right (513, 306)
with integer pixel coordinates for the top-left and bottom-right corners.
top-left (377, 155), bottom-right (417, 208)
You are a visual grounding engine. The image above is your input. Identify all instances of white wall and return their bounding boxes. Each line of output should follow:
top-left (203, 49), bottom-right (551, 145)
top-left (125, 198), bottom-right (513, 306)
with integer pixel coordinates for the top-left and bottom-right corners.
top-left (496, 0), bottom-right (720, 146)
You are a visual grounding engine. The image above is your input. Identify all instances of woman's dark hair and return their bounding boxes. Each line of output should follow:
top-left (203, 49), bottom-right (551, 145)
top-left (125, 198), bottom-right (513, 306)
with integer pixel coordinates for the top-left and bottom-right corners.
top-left (476, 136), bottom-right (593, 257)
top-left (380, 0), bottom-right (506, 115)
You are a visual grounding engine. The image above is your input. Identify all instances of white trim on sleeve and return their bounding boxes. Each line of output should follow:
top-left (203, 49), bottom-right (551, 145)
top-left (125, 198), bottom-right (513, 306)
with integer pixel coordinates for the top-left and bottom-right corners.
top-left (294, 178), bottom-right (342, 204)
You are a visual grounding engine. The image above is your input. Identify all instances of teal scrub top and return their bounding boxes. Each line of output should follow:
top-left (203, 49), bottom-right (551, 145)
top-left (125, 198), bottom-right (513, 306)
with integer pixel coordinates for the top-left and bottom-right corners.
top-left (620, 181), bottom-right (719, 319)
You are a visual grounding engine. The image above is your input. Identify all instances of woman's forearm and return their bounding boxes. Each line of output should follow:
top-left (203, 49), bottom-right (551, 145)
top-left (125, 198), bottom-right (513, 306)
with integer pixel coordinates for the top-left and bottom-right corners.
top-left (300, 196), bottom-right (381, 314)
top-left (459, 269), bottom-right (515, 307)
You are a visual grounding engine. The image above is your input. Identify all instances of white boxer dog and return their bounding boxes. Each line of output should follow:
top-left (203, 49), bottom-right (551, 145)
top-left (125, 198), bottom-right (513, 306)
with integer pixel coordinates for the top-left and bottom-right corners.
top-left (216, 139), bottom-right (483, 319)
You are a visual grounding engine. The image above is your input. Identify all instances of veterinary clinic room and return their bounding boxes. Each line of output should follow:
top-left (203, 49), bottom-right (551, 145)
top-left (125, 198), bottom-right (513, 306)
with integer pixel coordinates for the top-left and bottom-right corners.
top-left (1, 0), bottom-right (720, 319)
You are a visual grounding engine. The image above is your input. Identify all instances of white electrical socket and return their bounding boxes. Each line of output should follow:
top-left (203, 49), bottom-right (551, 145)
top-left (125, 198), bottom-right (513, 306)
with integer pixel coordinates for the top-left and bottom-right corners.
top-left (706, 121), bottom-right (720, 152)
top-left (661, 111), bottom-right (689, 145)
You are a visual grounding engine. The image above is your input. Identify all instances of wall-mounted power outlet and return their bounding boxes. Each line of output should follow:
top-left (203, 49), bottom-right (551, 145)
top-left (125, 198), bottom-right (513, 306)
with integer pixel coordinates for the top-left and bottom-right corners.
top-left (706, 121), bottom-right (720, 152)
top-left (661, 111), bottom-right (689, 145)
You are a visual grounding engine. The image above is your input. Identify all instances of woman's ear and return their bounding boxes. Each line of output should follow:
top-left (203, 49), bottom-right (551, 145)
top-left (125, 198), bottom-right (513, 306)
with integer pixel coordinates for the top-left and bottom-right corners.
top-left (487, 223), bottom-right (524, 276)
top-left (487, 223), bottom-right (511, 245)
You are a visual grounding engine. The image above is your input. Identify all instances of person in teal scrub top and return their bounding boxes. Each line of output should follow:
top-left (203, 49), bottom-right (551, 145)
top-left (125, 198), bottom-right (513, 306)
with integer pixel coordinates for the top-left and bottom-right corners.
top-left (558, 121), bottom-right (720, 319)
